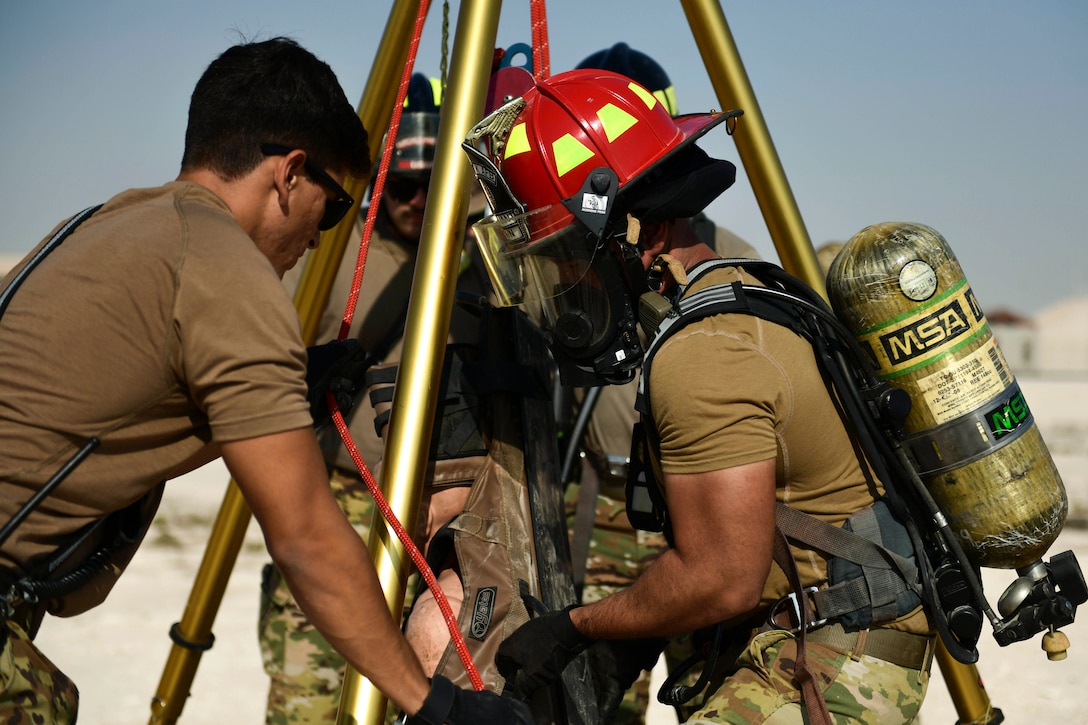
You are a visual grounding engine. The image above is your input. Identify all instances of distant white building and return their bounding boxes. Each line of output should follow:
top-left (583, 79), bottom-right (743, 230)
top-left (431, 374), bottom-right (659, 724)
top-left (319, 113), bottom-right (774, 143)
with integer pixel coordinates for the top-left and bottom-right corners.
top-left (1035, 297), bottom-right (1088, 374)
top-left (990, 309), bottom-right (1036, 372)
top-left (991, 298), bottom-right (1088, 375)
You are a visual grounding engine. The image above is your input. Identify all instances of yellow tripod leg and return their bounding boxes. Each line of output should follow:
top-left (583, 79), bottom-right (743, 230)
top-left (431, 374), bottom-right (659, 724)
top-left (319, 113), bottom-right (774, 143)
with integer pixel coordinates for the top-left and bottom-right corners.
top-left (148, 483), bottom-right (250, 724)
top-left (336, 0), bottom-right (501, 722)
top-left (935, 640), bottom-right (1003, 725)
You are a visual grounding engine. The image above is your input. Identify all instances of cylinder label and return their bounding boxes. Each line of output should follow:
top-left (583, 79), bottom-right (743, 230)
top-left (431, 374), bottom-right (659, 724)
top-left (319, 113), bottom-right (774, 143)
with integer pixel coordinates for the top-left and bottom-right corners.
top-left (903, 380), bottom-right (1031, 475)
top-left (917, 336), bottom-right (1015, 423)
top-left (898, 260), bottom-right (938, 301)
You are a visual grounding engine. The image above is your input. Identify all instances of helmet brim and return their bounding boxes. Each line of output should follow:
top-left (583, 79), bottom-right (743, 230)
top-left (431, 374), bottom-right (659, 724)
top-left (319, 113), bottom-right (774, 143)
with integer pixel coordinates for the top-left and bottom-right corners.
top-left (619, 109), bottom-right (742, 223)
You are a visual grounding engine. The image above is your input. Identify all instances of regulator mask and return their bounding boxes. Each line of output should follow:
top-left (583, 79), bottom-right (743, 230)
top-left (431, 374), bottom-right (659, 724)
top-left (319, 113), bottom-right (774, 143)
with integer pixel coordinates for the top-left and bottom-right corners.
top-left (543, 227), bottom-right (647, 387)
top-left (545, 168), bottom-right (648, 386)
top-left (471, 204), bottom-right (646, 387)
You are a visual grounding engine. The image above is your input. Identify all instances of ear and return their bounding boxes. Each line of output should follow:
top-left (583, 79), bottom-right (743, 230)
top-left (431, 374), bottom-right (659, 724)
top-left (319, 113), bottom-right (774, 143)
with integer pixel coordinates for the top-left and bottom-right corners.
top-left (271, 149), bottom-right (308, 210)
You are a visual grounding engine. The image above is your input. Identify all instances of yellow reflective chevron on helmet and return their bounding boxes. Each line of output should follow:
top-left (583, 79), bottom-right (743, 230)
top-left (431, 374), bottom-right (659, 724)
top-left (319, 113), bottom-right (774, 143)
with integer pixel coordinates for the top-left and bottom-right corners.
top-left (505, 122), bottom-right (531, 158)
top-left (597, 103), bottom-right (637, 142)
top-left (502, 76), bottom-right (663, 180)
top-left (655, 86), bottom-right (678, 117)
top-left (550, 88), bottom-right (653, 177)
top-left (552, 133), bottom-right (596, 176)
top-left (403, 76), bottom-right (444, 108)
top-left (628, 82), bottom-right (658, 110)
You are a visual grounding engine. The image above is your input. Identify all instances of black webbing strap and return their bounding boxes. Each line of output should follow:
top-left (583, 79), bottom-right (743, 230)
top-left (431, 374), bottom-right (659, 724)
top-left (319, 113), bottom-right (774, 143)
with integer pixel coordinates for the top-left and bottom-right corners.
top-left (772, 524), bottom-right (834, 725)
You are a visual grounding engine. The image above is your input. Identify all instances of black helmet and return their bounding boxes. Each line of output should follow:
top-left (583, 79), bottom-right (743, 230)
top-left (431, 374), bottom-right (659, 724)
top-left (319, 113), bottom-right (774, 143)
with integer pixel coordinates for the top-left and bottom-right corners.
top-left (389, 74), bottom-right (442, 177)
top-left (576, 42), bottom-right (678, 116)
top-left (405, 73), bottom-right (442, 114)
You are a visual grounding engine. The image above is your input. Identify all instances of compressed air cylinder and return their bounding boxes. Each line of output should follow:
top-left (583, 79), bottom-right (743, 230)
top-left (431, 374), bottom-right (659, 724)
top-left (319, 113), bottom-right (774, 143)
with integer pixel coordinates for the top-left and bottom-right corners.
top-left (826, 222), bottom-right (1067, 569)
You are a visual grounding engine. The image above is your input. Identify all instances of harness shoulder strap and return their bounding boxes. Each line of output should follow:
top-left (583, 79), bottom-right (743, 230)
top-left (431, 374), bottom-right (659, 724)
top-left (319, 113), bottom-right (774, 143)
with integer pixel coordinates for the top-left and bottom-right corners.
top-left (636, 259), bottom-right (814, 418)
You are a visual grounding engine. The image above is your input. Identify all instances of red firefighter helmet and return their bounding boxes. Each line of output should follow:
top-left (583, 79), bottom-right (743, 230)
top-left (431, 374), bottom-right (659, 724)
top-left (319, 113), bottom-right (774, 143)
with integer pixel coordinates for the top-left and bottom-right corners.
top-left (463, 68), bottom-right (739, 307)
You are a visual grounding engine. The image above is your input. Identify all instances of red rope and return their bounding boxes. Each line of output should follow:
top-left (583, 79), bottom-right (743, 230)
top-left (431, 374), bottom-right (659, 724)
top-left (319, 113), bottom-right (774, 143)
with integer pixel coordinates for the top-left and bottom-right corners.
top-left (530, 0), bottom-right (551, 80)
top-left (328, 396), bottom-right (484, 693)
top-left (331, 0), bottom-right (485, 693)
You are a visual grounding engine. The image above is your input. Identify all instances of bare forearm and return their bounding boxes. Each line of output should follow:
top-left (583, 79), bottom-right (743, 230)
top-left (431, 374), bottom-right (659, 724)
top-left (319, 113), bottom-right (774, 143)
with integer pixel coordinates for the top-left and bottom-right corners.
top-left (570, 547), bottom-right (748, 640)
top-left (274, 521), bottom-right (429, 712)
top-left (572, 461), bottom-right (776, 642)
top-left (222, 429), bottom-right (429, 714)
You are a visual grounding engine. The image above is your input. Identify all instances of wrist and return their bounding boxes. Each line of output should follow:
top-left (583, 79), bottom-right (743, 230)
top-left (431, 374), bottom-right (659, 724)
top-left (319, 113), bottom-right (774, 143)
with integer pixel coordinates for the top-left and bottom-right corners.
top-left (567, 604), bottom-right (588, 637)
top-left (558, 604), bottom-right (593, 649)
top-left (405, 675), bottom-right (454, 725)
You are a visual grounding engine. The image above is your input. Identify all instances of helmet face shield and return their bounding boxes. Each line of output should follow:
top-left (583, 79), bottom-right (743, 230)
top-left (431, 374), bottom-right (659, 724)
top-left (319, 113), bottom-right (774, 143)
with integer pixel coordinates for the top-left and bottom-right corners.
top-left (536, 239), bottom-right (623, 358)
top-left (473, 208), bottom-right (642, 384)
top-left (471, 211), bottom-right (600, 307)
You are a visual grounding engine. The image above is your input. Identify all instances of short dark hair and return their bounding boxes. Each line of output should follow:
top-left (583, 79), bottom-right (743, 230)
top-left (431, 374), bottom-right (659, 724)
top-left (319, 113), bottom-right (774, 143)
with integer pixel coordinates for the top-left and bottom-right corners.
top-left (181, 37), bottom-right (369, 181)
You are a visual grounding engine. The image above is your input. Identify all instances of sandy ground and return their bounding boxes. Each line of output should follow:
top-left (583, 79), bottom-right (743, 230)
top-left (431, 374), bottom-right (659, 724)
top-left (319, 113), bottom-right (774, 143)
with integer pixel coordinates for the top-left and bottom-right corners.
top-left (29, 456), bottom-right (1088, 725)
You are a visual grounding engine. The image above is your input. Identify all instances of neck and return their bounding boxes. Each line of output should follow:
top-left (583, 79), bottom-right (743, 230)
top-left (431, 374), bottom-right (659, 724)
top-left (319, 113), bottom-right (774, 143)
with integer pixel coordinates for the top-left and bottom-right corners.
top-left (649, 219), bottom-right (717, 292)
top-left (177, 168), bottom-right (259, 236)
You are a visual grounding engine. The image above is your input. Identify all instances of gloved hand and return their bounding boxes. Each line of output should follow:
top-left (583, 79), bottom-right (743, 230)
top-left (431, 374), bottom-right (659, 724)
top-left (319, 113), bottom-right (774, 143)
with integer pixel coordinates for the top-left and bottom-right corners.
top-left (586, 636), bottom-right (668, 721)
top-left (305, 339), bottom-right (377, 430)
top-left (495, 604), bottom-right (593, 699)
top-left (405, 674), bottom-right (533, 725)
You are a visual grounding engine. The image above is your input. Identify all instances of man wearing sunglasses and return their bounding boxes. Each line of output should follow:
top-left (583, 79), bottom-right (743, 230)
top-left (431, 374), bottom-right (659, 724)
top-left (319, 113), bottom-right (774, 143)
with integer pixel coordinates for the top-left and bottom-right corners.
top-left (0, 40), bottom-right (529, 725)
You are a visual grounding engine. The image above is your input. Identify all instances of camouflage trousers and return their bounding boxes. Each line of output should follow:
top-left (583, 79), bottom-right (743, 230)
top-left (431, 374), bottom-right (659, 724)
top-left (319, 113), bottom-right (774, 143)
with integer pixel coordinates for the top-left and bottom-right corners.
top-left (259, 470), bottom-right (380, 725)
top-left (685, 629), bottom-right (933, 724)
top-left (0, 620), bottom-right (79, 724)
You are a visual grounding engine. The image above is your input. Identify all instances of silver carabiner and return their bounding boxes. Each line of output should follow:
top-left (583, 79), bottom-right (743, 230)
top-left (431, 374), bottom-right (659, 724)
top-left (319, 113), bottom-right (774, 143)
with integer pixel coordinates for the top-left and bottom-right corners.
top-left (767, 586), bottom-right (827, 633)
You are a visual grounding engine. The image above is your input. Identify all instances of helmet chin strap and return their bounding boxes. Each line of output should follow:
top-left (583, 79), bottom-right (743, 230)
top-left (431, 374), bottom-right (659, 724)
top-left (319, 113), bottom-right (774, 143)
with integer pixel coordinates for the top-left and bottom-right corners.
top-left (649, 254), bottom-right (689, 288)
top-left (624, 213), bottom-right (642, 245)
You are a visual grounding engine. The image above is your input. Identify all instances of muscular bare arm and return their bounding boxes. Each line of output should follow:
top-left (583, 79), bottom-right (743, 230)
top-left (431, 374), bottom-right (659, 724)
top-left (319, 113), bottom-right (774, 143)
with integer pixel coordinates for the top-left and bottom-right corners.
top-left (221, 427), bottom-right (430, 715)
top-left (571, 457), bottom-right (777, 639)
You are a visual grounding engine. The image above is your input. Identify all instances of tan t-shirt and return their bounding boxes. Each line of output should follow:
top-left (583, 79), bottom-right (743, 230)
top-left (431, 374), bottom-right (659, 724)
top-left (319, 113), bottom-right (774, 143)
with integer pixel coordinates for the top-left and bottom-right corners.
top-left (0, 181), bottom-right (312, 573)
top-left (648, 265), bottom-right (929, 634)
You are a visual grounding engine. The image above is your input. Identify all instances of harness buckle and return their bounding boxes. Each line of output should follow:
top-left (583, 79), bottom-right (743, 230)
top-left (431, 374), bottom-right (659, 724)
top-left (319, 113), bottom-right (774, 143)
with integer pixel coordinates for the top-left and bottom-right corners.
top-left (768, 586), bottom-right (827, 633)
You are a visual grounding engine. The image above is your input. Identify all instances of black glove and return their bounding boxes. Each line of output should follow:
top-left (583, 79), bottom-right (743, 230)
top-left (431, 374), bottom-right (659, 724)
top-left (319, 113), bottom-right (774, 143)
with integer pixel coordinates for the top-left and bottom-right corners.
top-left (304, 339), bottom-right (376, 430)
top-left (405, 674), bottom-right (533, 725)
top-left (495, 604), bottom-right (593, 699)
top-left (586, 636), bottom-right (668, 721)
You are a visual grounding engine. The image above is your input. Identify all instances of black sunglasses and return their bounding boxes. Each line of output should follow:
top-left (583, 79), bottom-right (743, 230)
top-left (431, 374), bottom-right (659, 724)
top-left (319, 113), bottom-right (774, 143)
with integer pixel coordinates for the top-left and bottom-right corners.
top-left (261, 143), bottom-right (354, 231)
top-left (385, 175), bottom-right (430, 203)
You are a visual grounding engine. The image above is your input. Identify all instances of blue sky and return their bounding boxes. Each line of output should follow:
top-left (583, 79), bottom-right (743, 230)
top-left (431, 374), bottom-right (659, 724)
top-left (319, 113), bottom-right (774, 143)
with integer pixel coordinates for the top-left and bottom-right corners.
top-left (2, 1), bottom-right (1085, 315)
